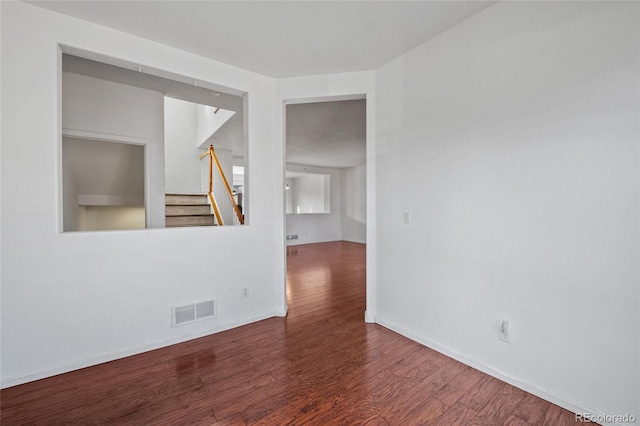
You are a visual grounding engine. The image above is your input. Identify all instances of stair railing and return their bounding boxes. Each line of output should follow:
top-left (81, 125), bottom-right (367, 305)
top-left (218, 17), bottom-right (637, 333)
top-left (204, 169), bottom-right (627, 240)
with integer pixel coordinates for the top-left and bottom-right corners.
top-left (199, 144), bottom-right (244, 225)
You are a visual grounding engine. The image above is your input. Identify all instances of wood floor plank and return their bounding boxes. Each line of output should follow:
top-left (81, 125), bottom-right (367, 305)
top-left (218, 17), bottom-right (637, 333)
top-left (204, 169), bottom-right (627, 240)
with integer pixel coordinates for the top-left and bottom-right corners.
top-left (402, 398), bottom-right (449, 426)
top-left (512, 391), bottom-right (552, 425)
top-left (467, 383), bottom-right (526, 425)
top-left (1, 241), bottom-right (582, 425)
top-left (458, 374), bottom-right (508, 412)
top-left (432, 401), bottom-right (479, 425)
top-left (504, 414), bottom-right (531, 426)
top-left (385, 346), bottom-right (441, 379)
top-left (543, 403), bottom-right (581, 426)
top-left (432, 365), bottom-right (485, 406)
top-left (212, 415), bottom-right (247, 426)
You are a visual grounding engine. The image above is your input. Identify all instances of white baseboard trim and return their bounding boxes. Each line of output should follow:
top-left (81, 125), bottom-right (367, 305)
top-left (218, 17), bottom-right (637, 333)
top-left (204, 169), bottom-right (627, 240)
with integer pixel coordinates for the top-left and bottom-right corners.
top-left (374, 316), bottom-right (615, 425)
top-left (364, 310), bottom-right (376, 323)
top-left (341, 238), bottom-right (366, 244)
top-left (275, 304), bottom-right (288, 317)
top-left (1, 310), bottom-right (279, 389)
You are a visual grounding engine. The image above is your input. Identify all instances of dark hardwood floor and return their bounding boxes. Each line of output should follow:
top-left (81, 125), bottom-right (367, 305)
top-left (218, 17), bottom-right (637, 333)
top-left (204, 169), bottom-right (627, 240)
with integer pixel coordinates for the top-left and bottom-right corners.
top-left (1, 241), bottom-right (581, 425)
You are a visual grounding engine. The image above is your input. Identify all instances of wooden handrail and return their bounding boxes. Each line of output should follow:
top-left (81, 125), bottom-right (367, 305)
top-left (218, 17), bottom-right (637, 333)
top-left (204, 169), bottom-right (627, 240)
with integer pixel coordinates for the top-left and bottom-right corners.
top-left (207, 193), bottom-right (224, 226)
top-left (200, 149), bottom-right (213, 194)
top-left (200, 144), bottom-right (244, 225)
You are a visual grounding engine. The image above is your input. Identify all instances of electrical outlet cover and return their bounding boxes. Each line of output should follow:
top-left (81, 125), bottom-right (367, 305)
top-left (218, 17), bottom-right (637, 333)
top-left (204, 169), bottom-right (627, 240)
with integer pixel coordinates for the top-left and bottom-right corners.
top-left (499, 327), bottom-right (511, 343)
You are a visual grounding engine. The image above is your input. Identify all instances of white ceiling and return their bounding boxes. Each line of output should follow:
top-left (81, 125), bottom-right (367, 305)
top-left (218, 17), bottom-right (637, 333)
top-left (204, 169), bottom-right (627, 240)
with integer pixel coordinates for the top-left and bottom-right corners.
top-left (27, 1), bottom-right (496, 79)
top-left (33, 1), bottom-right (496, 169)
top-left (287, 100), bottom-right (366, 168)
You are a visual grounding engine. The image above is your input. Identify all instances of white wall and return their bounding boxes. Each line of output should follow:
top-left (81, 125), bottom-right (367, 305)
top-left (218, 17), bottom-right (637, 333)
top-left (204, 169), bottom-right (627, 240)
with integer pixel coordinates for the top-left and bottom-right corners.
top-left (62, 71), bottom-right (165, 228)
top-left (0, 2), bottom-right (283, 387)
top-left (375, 1), bottom-right (639, 419)
top-left (78, 206), bottom-right (146, 231)
top-left (196, 104), bottom-right (235, 148)
top-left (285, 164), bottom-right (341, 245)
top-left (291, 174), bottom-right (328, 214)
top-left (61, 139), bottom-right (80, 232)
top-left (341, 165), bottom-right (366, 244)
top-left (0, 2), bottom-right (3, 385)
top-left (164, 97), bottom-right (201, 194)
top-left (285, 178), bottom-right (294, 213)
top-left (285, 165), bottom-right (367, 245)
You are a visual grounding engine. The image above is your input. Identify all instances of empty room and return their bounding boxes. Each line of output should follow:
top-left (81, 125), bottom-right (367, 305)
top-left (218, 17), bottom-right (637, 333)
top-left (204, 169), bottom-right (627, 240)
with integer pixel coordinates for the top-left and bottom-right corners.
top-left (1, 1), bottom-right (638, 425)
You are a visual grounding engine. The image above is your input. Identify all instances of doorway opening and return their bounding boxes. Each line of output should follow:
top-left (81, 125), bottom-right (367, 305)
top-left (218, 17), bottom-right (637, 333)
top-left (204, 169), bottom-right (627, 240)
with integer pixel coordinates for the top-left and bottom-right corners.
top-left (284, 97), bottom-right (367, 318)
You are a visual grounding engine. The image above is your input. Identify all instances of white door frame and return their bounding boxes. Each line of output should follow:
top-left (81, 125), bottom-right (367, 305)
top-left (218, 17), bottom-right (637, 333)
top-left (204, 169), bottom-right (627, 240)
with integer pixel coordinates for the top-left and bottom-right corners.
top-left (280, 92), bottom-right (376, 323)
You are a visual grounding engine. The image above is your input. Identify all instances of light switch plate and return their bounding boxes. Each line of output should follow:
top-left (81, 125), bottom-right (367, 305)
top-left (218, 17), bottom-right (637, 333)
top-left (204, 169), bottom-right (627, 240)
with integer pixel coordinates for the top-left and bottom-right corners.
top-left (402, 211), bottom-right (411, 224)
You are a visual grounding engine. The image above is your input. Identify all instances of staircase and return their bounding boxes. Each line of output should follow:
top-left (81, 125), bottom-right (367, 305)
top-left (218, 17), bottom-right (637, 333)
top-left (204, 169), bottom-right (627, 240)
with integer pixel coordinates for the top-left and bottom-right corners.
top-left (165, 194), bottom-right (216, 227)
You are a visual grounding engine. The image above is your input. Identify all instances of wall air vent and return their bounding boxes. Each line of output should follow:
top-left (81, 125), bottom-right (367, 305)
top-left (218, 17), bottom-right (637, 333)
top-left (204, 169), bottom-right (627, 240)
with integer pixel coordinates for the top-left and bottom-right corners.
top-left (171, 299), bottom-right (216, 327)
top-left (195, 300), bottom-right (215, 319)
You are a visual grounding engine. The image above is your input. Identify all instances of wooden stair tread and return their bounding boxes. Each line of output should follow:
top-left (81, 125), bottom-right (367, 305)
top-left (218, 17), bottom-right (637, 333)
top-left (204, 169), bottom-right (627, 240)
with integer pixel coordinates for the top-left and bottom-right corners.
top-left (165, 193), bottom-right (215, 228)
top-left (166, 223), bottom-right (216, 227)
top-left (166, 214), bottom-right (216, 227)
top-left (166, 214), bottom-right (215, 218)
top-left (166, 205), bottom-right (212, 216)
top-left (165, 194), bottom-right (208, 204)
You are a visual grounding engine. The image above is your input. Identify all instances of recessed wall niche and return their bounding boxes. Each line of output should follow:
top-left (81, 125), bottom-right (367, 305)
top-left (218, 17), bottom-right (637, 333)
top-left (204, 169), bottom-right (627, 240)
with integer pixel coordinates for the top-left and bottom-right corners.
top-left (60, 50), bottom-right (248, 232)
